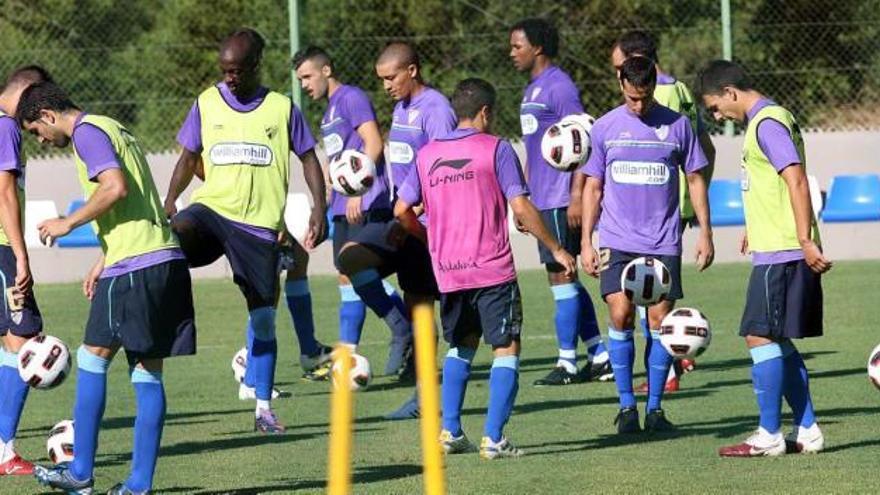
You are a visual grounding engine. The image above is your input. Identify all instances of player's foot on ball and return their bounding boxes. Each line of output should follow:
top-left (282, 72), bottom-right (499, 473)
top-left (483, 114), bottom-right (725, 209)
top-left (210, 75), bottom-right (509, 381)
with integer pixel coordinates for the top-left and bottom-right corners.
top-left (785, 423), bottom-right (824, 454)
top-left (301, 361), bottom-right (332, 382)
top-left (300, 344), bottom-right (333, 372)
top-left (384, 396), bottom-right (420, 420)
top-left (254, 408), bottom-right (286, 434)
top-left (384, 339), bottom-right (412, 376)
top-left (0, 454), bottom-right (34, 476)
top-left (106, 482), bottom-right (151, 494)
top-left (614, 407), bottom-right (642, 434)
top-left (533, 366), bottom-right (581, 386)
top-left (480, 436), bottom-right (524, 460)
top-left (644, 409), bottom-right (675, 433)
top-left (577, 360), bottom-right (614, 382)
top-left (238, 384), bottom-right (287, 400)
top-left (718, 428), bottom-right (786, 457)
top-left (440, 429), bottom-right (477, 455)
top-left (34, 463), bottom-right (94, 494)
top-left (634, 376), bottom-right (680, 394)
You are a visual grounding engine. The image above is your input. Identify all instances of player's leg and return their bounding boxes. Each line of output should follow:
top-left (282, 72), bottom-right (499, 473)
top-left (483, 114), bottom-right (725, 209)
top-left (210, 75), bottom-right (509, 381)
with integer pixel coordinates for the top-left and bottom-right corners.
top-left (333, 217), bottom-right (367, 350)
top-left (283, 240), bottom-right (332, 372)
top-left (121, 357), bottom-right (165, 494)
top-left (644, 299), bottom-right (677, 432)
top-left (439, 291), bottom-right (479, 454)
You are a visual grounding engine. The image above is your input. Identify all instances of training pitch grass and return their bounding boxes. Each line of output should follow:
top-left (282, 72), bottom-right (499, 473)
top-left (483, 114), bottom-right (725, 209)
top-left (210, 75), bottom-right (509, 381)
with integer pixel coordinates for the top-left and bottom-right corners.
top-left (6, 261), bottom-right (879, 494)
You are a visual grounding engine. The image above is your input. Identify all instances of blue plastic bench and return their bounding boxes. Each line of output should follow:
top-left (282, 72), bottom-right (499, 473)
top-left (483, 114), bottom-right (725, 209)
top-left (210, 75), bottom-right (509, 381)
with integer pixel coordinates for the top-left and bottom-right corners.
top-left (821, 174), bottom-right (880, 222)
top-left (709, 179), bottom-right (745, 226)
top-left (56, 200), bottom-right (100, 248)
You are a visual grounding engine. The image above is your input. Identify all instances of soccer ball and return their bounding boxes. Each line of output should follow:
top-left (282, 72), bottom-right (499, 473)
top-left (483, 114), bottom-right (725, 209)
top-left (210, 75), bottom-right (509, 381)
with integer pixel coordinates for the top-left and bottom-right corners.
top-left (17, 335), bottom-right (71, 389)
top-left (560, 112), bottom-right (596, 133)
top-left (231, 347), bottom-right (247, 384)
top-left (329, 149), bottom-right (376, 197)
top-left (659, 307), bottom-right (712, 359)
top-left (867, 343), bottom-right (880, 390)
top-left (46, 419), bottom-right (74, 464)
top-left (540, 114), bottom-right (593, 171)
top-left (620, 257), bottom-right (671, 306)
top-left (331, 352), bottom-right (372, 391)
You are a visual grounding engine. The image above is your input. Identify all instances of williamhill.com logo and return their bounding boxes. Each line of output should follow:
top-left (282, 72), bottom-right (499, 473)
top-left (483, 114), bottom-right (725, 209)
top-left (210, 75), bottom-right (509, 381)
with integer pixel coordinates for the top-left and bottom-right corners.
top-left (428, 157), bottom-right (474, 187)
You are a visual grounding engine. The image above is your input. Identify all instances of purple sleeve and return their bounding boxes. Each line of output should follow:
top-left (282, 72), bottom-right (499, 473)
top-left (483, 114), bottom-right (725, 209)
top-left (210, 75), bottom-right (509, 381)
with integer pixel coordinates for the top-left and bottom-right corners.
top-left (345, 89), bottom-right (377, 130)
top-left (423, 103), bottom-right (457, 141)
top-left (176, 101), bottom-right (202, 153)
top-left (0, 117), bottom-right (22, 173)
top-left (551, 82), bottom-right (584, 118)
top-left (73, 124), bottom-right (121, 181)
top-left (494, 140), bottom-right (529, 199)
top-left (397, 164), bottom-right (422, 206)
top-left (289, 104), bottom-right (316, 156)
top-left (679, 117), bottom-right (708, 174)
top-left (580, 122), bottom-right (606, 179)
top-left (756, 119), bottom-right (801, 173)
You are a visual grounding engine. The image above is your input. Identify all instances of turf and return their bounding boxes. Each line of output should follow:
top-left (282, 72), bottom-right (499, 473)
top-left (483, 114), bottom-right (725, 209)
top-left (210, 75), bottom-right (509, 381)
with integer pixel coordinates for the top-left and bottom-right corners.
top-left (5, 260), bottom-right (879, 494)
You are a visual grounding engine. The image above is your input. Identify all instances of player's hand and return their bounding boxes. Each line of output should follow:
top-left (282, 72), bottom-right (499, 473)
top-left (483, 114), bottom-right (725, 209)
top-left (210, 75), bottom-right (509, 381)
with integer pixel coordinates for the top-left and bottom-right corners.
top-left (580, 243), bottom-right (600, 278)
top-left (82, 258), bottom-right (104, 300)
top-left (802, 240), bottom-right (832, 274)
top-left (346, 197), bottom-right (364, 225)
top-left (164, 197), bottom-right (178, 219)
top-left (37, 217), bottom-right (72, 246)
top-left (567, 198), bottom-right (583, 230)
top-left (552, 246), bottom-right (576, 277)
top-left (412, 204), bottom-right (425, 218)
top-left (514, 218), bottom-right (528, 234)
top-left (695, 231), bottom-right (715, 272)
top-left (14, 257), bottom-right (33, 297)
top-left (304, 208), bottom-right (327, 250)
top-left (739, 231), bottom-right (749, 255)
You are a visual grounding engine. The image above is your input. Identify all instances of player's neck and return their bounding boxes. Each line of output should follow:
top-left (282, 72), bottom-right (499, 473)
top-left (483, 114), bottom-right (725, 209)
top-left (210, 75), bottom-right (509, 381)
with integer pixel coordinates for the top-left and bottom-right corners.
top-left (408, 81), bottom-right (426, 101)
top-left (530, 57), bottom-right (553, 79)
top-left (0, 94), bottom-right (13, 115)
top-left (327, 78), bottom-right (342, 98)
top-left (60, 110), bottom-right (83, 138)
top-left (741, 91), bottom-right (766, 117)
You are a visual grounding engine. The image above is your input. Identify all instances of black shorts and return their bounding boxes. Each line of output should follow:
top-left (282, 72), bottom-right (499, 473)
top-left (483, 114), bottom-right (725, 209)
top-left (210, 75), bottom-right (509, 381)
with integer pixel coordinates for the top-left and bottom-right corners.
top-left (331, 209), bottom-right (393, 271)
top-left (599, 248), bottom-right (684, 301)
top-left (441, 280), bottom-right (523, 348)
top-left (537, 208), bottom-right (581, 269)
top-left (0, 246), bottom-right (42, 337)
top-left (739, 260), bottom-right (823, 339)
top-left (84, 260), bottom-right (196, 359)
top-left (172, 203), bottom-right (278, 309)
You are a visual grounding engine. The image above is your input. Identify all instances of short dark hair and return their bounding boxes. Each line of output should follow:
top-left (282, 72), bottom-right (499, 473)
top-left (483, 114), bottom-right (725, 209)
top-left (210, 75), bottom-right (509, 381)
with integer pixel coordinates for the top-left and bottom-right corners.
top-left (615, 30), bottom-right (658, 62)
top-left (697, 60), bottom-right (754, 96)
top-left (510, 18), bottom-right (559, 58)
top-left (16, 81), bottom-right (79, 125)
top-left (378, 41), bottom-right (421, 71)
top-left (292, 45), bottom-right (334, 74)
top-left (3, 65), bottom-right (53, 92)
top-left (223, 27), bottom-right (266, 66)
top-left (618, 56), bottom-right (657, 90)
top-left (451, 78), bottom-right (495, 120)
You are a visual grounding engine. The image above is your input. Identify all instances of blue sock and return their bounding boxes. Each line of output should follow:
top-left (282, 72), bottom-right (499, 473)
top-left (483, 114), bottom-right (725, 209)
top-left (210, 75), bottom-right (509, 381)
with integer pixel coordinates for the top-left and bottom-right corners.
top-left (485, 355), bottom-right (519, 443)
top-left (286, 279), bottom-right (319, 356)
top-left (638, 306), bottom-right (651, 372)
top-left (71, 347), bottom-right (110, 482)
top-left (551, 284), bottom-right (579, 371)
top-left (351, 269), bottom-right (411, 343)
top-left (608, 328), bottom-right (636, 409)
top-left (750, 343), bottom-right (784, 434)
top-left (339, 285), bottom-right (366, 346)
top-left (126, 368), bottom-right (165, 492)
top-left (250, 307), bottom-right (277, 402)
top-left (441, 347), bottom-right (475, 437)
top-left (780, 340), bottom-right (817, 428)
top-left (383, 280), bottom-right (406, 317)
top-left (244, 319), bottom-right (256, 388)
top-left (0, 348), bottom-right (29, 445)
top-left (647, 330), bottom-right (674, 412)
top-left (574, 283), bottom-right (606, 360)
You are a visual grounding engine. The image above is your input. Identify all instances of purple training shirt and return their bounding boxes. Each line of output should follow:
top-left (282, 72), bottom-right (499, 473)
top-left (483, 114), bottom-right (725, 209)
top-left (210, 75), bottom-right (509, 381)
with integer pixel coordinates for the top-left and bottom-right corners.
top-left (581, 103), bottom-right (707, 255)
top-left (520, 65), bottom-right (584, 210)
top-left (322, 84), bottom-right (391, 217)
top-left (0, 115), bottom-right (22, 175)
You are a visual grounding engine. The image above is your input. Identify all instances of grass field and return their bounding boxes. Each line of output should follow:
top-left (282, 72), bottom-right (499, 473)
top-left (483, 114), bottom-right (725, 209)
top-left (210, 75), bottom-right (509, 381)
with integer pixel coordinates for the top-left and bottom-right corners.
top-left (5, 260), bottom-right (880, 494)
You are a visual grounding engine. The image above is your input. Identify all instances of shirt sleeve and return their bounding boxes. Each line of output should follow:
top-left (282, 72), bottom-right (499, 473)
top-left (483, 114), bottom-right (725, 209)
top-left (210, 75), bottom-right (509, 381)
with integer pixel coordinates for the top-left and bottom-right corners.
top-left (679, 117), bottom-right (709, 174)
top-left (551, 81), bottom-right (585, 118)
top-left (580, 122), bottom-right (606, 179)
top-left (72, 124), bottom-right (121, 181)
top-left (396, 163), bottom-right (422, 206)
top-left (423, 103), bottom-right (457, 141)
top-left (494, 140), bottom-right (529, 199)
top-left (756, 119), bottom-right (801, 173)
top-left (290, 104), bottom-right (317, 156)
top-left (176, 101), bottom-right (202, 153)
top-left (346, 89), bottom-right (377, 131)
top-left (0, 117), bottom-right (22, 174)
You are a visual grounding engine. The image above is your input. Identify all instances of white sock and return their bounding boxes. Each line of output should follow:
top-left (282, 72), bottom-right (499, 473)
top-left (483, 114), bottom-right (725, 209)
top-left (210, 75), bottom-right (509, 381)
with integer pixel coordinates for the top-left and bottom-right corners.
top-left (0, 438), bottom-right (15, 463)
top-left (667, 364), bottom-right (677, 381)
top-left (592, 351), bottom-right (610, 365)
top-left (556, 349), bottom-right (577, 374)
top-left (255, 399), bottom-right (271, 415)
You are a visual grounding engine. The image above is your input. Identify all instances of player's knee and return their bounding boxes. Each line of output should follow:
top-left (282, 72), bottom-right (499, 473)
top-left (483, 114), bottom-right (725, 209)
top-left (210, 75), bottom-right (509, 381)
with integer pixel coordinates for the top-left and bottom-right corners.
top-left (609, 307), bottom-right (634, 329)
top-left (250, 307), bottom-right (277, 341)
top-left (2, 333), bottom-right (32, 353)
top-left (129, 365), bottom-right (163, 384)
top-left (336, 244), bottom-right (361, 275)
top-left (77, 345), bottom-right (112, 373)
top-left (546, 267), bottom-right (575, 284)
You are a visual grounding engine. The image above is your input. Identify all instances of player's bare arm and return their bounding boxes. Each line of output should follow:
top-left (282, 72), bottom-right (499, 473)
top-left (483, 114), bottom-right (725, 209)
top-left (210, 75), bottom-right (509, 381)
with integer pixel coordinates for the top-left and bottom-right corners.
top-left (0, 170), bottom-right (31, 296)
top-left (780, 163), bottom-right (831, 274)
top-left (164, 147), bottom-right (200, 217)
top-left (567, 170), bottom-right (585, 229)
top-left (392, 198), bottom-right (427, 245)
top-left (686, 170), bottom-right (714, 271)
top-left (82, 254), bottom-right (105, 300)
top-left (38, 168), bottom-right (127, 245)
top-left (579, 175), bottom-right (603, 277)
top-left (509, 195), bottom-right (575, 275)
top-left (300, 148), bottom-right (328, 249)
top-left (698, 130), bottom-right (716, 184)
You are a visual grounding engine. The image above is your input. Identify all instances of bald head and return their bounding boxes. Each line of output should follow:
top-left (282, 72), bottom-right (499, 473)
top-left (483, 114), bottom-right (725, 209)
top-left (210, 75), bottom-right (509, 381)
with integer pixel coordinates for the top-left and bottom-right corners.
top-left (377, 42), bottom-right (420, 72)
top-left (219, 28), bottom-right (265, 98)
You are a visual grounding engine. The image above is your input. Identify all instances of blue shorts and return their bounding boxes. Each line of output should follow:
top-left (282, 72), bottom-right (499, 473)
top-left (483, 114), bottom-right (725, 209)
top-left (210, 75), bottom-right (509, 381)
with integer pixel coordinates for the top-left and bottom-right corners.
top-left (0, 245), bottom-right (42, 337)
top-left (537, 208), bottom-right (581, 270)
top-left (84, 259), bottom-right (196, 359)
top-left (599, 248), bottom-right (683, 301)
top-left (441, 280), bottom-right (522, 348)
top-left (331, 209), bottom-right (394, 271)
top-left (740, 260), bottom-right (823, 339)
top-left (172, 203), bottom-right (278, 309)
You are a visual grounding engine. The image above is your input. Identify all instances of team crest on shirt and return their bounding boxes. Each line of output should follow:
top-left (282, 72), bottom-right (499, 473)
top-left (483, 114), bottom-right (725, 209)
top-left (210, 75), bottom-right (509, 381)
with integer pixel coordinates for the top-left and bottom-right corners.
top-left (265, 125), bottom-right (278, 140)
top-left (619, 131), bottom-right (632, 139)
top-left (654, 125), bottom-right (669, 141)
top-left (407, 110), bottom-right (420, 124)
top-left (531, 87), bottom-right (542, 100)
top-left (10, 310), bottom-right (22, 325)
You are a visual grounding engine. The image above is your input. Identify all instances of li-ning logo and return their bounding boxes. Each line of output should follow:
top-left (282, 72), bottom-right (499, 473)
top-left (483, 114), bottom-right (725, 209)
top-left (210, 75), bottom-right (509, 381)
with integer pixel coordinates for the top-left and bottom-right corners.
top-left (428, 157), bottom-right (474, 187)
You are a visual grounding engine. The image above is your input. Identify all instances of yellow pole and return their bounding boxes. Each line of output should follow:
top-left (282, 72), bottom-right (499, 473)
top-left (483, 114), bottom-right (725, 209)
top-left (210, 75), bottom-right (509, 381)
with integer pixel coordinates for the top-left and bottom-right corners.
top-left (413, 303), bottom-right (446, 495)
top-left (327, 346), bottom-right (353, 495)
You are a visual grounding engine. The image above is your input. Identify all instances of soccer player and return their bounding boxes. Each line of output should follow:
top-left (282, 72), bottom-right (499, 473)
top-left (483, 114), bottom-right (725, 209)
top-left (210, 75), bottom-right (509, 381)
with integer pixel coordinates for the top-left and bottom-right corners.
top-left (611, 30), bottom-right (717, 393)
top-left (698, 60), bottom-right (828, 457)
top-left (0, 65), bottom-right (51, 477)
top-left (395, 77), bottom-right (576, 459)
top-left (292, 46), bottom-right (406, 372)
top-left (19, 81), bottom-right (196, 495)
top-left (336, 41), bottom-right (456, 419)
top-left (580, 56), bottom-right (713, 434)
top-left (509, 18), bottom-right (608, 386)
top-left (164, 28), bottom-right (327, 433)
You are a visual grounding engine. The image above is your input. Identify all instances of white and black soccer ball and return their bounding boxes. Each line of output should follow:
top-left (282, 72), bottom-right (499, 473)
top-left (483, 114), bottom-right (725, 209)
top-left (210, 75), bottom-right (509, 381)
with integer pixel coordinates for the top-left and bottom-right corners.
top-left (540, 114), bottom-right (593, 171)
top-left (659, 307), bottom-right (712, 359)
top-left (620, 257), bottom-right (671, 306)
top-left (47, 419), bottom-right (74, 464)
top-left (867, 343), bottom-right (880, 390)
top-left (231, 347), bottom-right (247, 384)
top-left (331, 352), bottom-right (372, 391)
top-left (329, 149), bottom-right (376, 197)
top-left (18, 335), bottom-right (71, 389)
